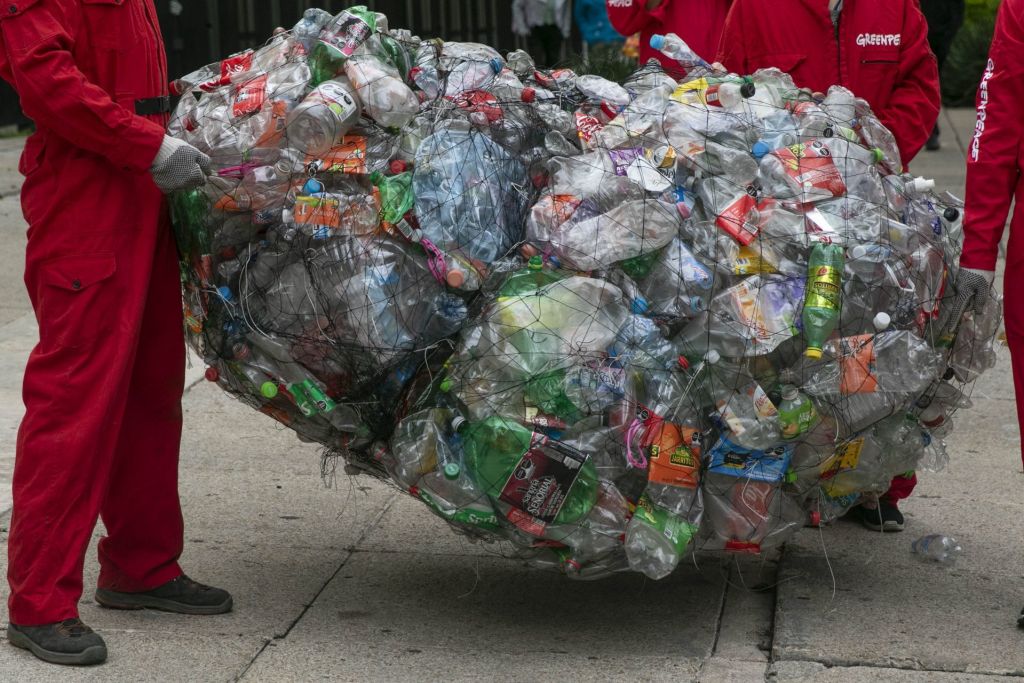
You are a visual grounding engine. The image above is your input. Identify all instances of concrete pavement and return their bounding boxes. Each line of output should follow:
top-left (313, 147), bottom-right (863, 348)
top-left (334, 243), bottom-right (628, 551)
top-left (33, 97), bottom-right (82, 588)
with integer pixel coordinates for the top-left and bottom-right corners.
top-left (0, 109), bottom-right (1021, 682)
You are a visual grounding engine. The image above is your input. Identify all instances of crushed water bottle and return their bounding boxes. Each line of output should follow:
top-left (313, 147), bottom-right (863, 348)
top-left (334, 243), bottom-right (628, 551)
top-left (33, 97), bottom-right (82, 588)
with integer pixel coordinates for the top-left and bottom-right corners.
top-left (912, 534), bottom-right (963, 565)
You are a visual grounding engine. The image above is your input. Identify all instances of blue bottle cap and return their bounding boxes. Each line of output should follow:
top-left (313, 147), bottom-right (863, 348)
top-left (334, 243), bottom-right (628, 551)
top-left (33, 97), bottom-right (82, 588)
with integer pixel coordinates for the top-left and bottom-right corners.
top-left (489, 58), bottom-right (504, 74)
top-left (751, 141), bottom-right (771, 159)
top-left (631, 297), bottom-right (649, 314)
top-left (302, 178), bottom-right (324, 195)
top-left (650, 34), bottom-right (665, 50)
top-left (218, 286), bottom-right (233, 301)
top-left (548, 255), bottom-right (561, 269)
top-left (674, 186), bottom-right (686, 203)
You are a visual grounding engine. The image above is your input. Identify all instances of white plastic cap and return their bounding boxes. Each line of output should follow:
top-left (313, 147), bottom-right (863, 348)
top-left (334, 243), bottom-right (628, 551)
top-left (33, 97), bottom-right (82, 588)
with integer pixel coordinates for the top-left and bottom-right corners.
top-left (704, 350), bottom-right (721, 365)
top-left (781, 384), bottom-right (799, 401)
top-left (910, 177), bottom-right (935, 194)
top-left (873, 312), bottom-right (891, 332)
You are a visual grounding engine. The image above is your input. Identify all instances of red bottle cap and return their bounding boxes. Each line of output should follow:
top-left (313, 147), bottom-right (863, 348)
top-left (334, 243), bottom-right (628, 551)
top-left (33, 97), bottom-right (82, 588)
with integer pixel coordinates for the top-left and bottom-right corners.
top-left (205, 367), bottom-right (219, 382)
top-left (521, 87), bottom-right (536, 103)
top-left (446, 269), bottom-right (466, 288)
top-left (389, 159), bottom-right (408, 174)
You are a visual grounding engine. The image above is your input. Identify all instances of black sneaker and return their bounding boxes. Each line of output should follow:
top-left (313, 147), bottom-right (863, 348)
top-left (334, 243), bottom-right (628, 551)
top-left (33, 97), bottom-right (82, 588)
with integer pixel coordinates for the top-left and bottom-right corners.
top-left (95, 575), bottom-right (233, 615)
top-left (852, 501), bottom-right (905, 532)
top-left (7, 618), bottom-right (107, 666)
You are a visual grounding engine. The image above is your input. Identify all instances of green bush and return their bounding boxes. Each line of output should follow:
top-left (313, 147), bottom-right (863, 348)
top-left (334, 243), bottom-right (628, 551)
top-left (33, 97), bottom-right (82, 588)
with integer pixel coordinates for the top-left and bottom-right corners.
top-left (942, 0), bottom-right (1000, 106)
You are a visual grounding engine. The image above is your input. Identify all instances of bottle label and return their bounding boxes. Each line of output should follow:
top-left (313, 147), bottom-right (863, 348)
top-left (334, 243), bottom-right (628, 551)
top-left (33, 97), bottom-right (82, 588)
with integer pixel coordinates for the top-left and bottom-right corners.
top-left (416, 489), bottom-right (502, 532)
top-left (838, 334), bottom-right (879, 394)
top-left (806, 265), bottom-right (841, 311)
top-left (294, 195), bottom-right (342, 229)
top-left (646, 421), bottom-right (701, 489)
top-left (311, 136), bottom-right (368, 174)
top-left (232, 74), bottom-right (268, 118)
top-left (707, 437), bottom-right (793, 484)
top-left (773, 141), bottom-right (847, 199)
top-left (632, 494), bottom-right (697, 555)
top-left (320, 13), bottom-right (373, 59)
top-left (780, 398), bottom-right (817, 439)
top-left (820, 437), bottom-right (864, 483)
top-left (715, 189), bottom-right (760, 246)
top-left (498, 438), bottom-right (590, 535)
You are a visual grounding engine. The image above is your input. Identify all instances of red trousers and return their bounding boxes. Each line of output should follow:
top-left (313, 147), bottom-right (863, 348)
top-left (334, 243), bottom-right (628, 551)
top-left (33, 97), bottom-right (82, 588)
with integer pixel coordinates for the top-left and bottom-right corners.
top-left (881, 472), bottom-right (918, 507)
top-left (7, 140), bottom-right (186, 625)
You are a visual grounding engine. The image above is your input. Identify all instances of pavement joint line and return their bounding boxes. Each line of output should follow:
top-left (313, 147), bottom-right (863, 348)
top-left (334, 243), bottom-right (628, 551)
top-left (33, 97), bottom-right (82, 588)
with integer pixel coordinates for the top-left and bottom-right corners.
top-left (233, 492), bottom-right (399, 682)
top-left (944, 108), bottom-right (969, 160)
top-left (771, 656), bottom-right (1024, 678)
top-left (692, 563), bottom-right (734, 681)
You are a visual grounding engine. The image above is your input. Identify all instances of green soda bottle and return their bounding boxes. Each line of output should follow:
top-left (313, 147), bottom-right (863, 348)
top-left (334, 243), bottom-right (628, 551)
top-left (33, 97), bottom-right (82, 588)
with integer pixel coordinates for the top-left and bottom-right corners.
top-left (803, 242), bottom-right (844, 359)
top-left (459, 416), bottom-right (598, 528)
top-left (498, 256), bottom-right (566, 297)
top-left (524, 369), bottom-right (584, 424)
top-left (370, 171), bottom-right (414, 225)
top-left (309, 7), bottom-right (377, 86)
top-left (778, 384), bottom-right (818, 440)
top-left (619, 248), bottom-right (663, 280)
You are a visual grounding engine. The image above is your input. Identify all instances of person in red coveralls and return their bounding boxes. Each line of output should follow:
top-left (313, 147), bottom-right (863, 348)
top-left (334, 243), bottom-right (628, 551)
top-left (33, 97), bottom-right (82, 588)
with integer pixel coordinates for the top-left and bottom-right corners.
top-left (951, 0), bottom-right (1024, 627)
top-left (0, 0), bottom-right (230, 666)
top-left (606, 0), bottom-right (733, 71)
top-left (717, 0), bottom-right (941, 532)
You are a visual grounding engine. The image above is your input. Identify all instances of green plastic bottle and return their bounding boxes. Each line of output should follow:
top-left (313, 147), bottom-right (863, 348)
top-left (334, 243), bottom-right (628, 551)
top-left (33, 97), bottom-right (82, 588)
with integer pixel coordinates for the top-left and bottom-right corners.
top-left (309, 7), bottom-right (377, 86)
top-left (619, 249), bottom-right (663, 280)
top-left (803, 243), bottom-right (844, 359)
top-left (370, 171), bottom-right (414, 225)
top-left (524, 369), bottom-right (584, 424)
top-left (498, 256), bottom-right (566, 297)
top-left (458, 416), bottom-right (598, 528)
top-left (778, 384), bottom-right (818, 440)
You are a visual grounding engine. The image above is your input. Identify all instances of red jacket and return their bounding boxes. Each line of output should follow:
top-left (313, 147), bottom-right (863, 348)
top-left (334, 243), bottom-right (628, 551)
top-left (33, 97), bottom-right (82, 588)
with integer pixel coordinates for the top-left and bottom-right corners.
top-left (716, 0), bottom-right (940, 165)
top-left (961, 0), bottom-right (1024, 272)
top-left (606, 0), bottom-right (732, 70)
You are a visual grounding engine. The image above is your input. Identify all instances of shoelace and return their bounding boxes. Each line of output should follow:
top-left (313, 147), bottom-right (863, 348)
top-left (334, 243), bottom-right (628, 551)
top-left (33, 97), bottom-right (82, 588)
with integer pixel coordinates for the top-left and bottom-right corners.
top-left (60, 619), bottom-right (92, 637)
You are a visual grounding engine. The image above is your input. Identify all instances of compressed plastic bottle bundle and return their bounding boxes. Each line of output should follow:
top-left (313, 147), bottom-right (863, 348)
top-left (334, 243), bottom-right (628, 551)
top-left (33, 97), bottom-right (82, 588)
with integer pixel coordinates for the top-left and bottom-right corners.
top-left (170, 14), bottom-right (1002, 580)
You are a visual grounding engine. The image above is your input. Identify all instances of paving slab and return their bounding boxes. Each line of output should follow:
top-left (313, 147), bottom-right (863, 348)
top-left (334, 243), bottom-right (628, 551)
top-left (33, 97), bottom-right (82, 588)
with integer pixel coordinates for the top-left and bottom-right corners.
top-left (242, 641), bottom-right (703, 682)
top-left (0, 631), bottom-right (265, 683)
top-left (773, 387), bottom-right (1024, 675)
top-left (769, 660), bottom-right (1013, 682)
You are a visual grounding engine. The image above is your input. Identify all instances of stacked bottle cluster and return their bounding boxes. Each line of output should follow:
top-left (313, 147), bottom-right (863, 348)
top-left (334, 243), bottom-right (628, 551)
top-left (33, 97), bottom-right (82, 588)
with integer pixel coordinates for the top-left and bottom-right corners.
top-left (169, 8), bottom-right (1002, 579)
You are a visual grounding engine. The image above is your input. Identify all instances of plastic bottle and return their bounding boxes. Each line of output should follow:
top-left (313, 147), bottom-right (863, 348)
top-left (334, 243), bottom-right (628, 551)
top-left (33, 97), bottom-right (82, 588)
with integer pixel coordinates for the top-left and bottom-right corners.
top-left (291, 8), bottom-right (333, 53)
top-left (649, 33), bottom-right (711, 73)
top-left (309, 7), bottom-right (378, 86)
top-left (343, 53), bottom-right (420, 129)
top-left (778, 385), bottom-right (817, 440)
top-left (457, 416), bottom-right (600, 531)
top-left (624, 494), bottom-right (698, 580)
top-left (285, 78), bottom-right (361, 156)
top-left (803, 243), bottom-right (844, 359)
top-left (911, 534), bottom-right (962, 564)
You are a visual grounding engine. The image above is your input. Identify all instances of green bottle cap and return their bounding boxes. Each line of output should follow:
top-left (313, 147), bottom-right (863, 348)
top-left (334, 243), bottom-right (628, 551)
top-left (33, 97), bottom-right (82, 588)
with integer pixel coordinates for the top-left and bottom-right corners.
top-left (443, 462), bottom-right (461, 480)
top-left (439, 377), bottom-right (453, 392)
top-left (871, 148), bottom-right (884, 164)
top-left (260, 382), bottom-right (279, 399)
top-left (785, 471), bottom-right (797, 484)
top-left (528, 255), bottom-right (544, 271)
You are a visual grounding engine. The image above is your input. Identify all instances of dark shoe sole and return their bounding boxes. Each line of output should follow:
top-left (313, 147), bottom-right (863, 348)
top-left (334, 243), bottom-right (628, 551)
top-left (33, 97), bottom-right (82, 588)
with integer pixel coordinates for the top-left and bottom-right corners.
top-left (94, 589), bottom-right (233, 616)
top-left (859, 516), bottom-right (904, 533)
top-left (6, 626), bottom-right (107, 666)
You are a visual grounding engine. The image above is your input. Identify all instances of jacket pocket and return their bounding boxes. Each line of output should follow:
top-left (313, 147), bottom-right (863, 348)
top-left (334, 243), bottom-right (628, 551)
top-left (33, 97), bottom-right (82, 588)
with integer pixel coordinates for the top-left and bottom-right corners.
top-left (37, 253), bottom-right (117, 349)
top-left (80, 0), bottom-right (141, 50)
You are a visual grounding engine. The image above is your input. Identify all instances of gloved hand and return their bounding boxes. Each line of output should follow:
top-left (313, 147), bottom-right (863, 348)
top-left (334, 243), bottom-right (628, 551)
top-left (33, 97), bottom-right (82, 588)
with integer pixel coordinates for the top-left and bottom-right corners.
top-left (939, 267), bottom-right (995, 335)
top-left (150, 135), bottom-right (211, 193)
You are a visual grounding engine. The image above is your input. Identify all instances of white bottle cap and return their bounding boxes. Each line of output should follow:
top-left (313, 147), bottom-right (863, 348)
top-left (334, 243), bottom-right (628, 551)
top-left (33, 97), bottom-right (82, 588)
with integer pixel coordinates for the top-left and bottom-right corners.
top-left (704, 350), bottom-right (721, 365)
top-left (873, 312), bottom-right (891, 331)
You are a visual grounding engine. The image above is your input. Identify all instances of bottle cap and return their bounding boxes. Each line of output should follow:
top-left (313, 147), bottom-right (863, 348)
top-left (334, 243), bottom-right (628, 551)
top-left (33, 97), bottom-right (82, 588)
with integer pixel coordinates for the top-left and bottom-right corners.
top-left (439, 377), bottom-right (453, 393)
top-left (871, 148), bottom-right (884, 164)
top-left (873, 312), bottom-right (891, 331)
top-left (805, 347), bottom-right (823, 360)
top-left (785, 471), bottom-right (797, 484)
top-left (781, 384), bottom-right (798, 401)
top-left (302, 178), bottom-right (325, 194)
top-left (704, 350), bottom-right (721, 365)
top-left (446, 269), bottom-right (466, 288)
top-left (739, 81), bottom-right (756, 98)
top-left (528, 255), bottom-right (544, 271)
top-left (520, 243), bottom-right (538, 258)
top-left (849, 244), bottom-right (869, 260)
top-left (489, 58), bottom-right (504, 74)
top-left (677, 355), bottom-right (690, 370)
top-left (443, 462), bottom-right (461, 480)
top-left (943, 207), bottom-right (960, 222)
top-left (631, 297), bottom-right (648, 314)
top-left (204, 367), bottom-right (219, 382)
top-left (521, 87), bottom-right (536, 103)
top-left (261, 381), bottom-right (279, 399)
top-left (650, 34), bottom-right (666, 50)
top-left (389, 159), bottom-right (408, 174)
top-left (218, 286), bottom-right (234, 302)
top-left (751, 141), bottom-right (770, 159)
top-left (451, 415), bottom-right (467, 432)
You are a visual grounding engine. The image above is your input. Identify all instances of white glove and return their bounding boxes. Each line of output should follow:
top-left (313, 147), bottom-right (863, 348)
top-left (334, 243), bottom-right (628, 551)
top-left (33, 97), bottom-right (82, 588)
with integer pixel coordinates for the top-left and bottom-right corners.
top-left (939, 267), bottom-right (995, 335)
top-left (150, 135), bottom-right (211, 194)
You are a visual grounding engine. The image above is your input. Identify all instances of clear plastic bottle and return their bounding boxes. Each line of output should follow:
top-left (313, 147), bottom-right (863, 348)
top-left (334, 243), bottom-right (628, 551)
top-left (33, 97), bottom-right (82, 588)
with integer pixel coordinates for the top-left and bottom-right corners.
top-left (911, 534), bottom-right (962, 564)
top-left (285, 78), bottom-right (361, 156)
top-left (649, 33), bottom-right (711, 73)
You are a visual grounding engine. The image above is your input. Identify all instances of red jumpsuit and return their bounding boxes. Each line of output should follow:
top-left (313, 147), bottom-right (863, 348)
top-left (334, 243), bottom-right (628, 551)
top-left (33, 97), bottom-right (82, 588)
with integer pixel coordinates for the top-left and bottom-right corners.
top-left (606, 0), bottom-right (733, 70)
top-left (716, 0), bottom-right (940, 506)
top-left (0, 0), bottom-right (185, 625)
top-left (716, 0), bottom-right (940, 165)
top-left (961, 0), bottom-right (1024, 466)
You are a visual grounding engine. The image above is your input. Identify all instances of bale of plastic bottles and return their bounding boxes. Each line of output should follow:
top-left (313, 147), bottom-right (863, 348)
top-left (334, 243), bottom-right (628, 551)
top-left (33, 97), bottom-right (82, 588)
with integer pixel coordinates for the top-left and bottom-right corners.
top-left (169, 6), bottom-right (1002, 580)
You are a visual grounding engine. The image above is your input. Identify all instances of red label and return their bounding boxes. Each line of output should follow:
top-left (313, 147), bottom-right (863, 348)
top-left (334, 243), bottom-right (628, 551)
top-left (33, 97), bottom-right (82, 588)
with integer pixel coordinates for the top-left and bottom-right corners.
top-left (772, 142), bottom-right (847, 198)
top-left (498, 439), bottom-right (589, 534)
top-left (716, 190), bottom-right (760, 245)
top-left (575, 110), bottom-right (604, 145)
top-left (233, 74), bottom-right (268, 117)
top-left (199, 51), bottom-right (254, 92)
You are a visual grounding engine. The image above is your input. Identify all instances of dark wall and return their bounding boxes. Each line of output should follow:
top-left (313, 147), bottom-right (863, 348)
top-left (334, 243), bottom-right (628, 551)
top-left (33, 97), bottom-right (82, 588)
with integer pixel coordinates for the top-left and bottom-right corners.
top-left (3, 0), bottom-right (521, 128)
